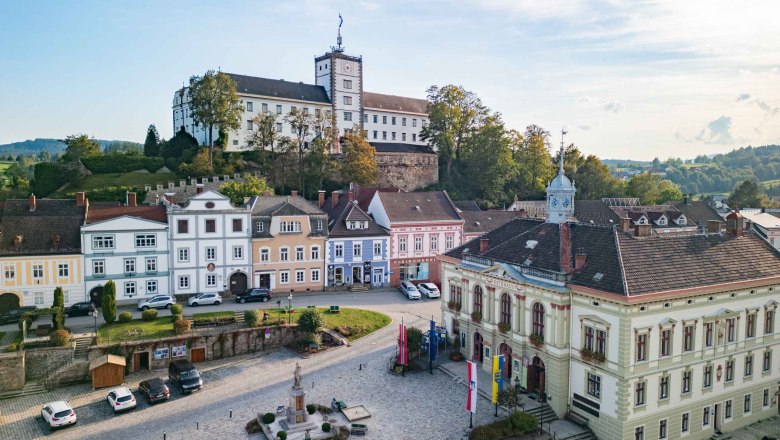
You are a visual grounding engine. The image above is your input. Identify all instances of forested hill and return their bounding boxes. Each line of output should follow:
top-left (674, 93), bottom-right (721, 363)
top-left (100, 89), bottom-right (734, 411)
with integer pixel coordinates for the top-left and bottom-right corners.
top-left (0, 138), bottom-right (141, 157)
top-left (663, 144), bottom-right (780, 195)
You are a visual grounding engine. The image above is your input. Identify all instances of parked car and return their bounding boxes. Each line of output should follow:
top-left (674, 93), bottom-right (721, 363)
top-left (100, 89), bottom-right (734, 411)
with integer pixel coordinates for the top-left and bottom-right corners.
top-left (64, 302), bottom-right (94, 318)
top-left (235, 288), bottom-right (272, 304)
top-left (168, 359), bottom-right (202, 394)
top-left (399, 281), bottom-right (421, 300)
top-left (0, 306), bottom-right (37, 325)
top-left (138, 378), bottom-right (170, 404)
top-left (106, 386), bottom-right (137, 413)
top-left (417, 283), bottom-right (440, 298)
top-left (40, 401), bottom-right (77, 430)
top-left (137, 295), bottom-right (176, 311)
top-left (188, 293), bottom-right (222, 307)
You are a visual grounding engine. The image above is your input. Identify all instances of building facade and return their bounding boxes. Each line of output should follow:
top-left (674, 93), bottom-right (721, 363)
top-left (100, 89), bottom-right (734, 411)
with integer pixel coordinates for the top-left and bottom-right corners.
top-left (367, 191), bottom-right (463, 287)
top-left (167, 191), bottom-right (252, 297)
top-left (250, 193), bottom-right (327, 293)
top-left (321, 191), bottom-right (389, 288)
top-left (81, 203), bottom-right (169, 306)
top-left (440, 158), bottom-right (780, 440)
top-left (0, 195), bottom-right (86, 313)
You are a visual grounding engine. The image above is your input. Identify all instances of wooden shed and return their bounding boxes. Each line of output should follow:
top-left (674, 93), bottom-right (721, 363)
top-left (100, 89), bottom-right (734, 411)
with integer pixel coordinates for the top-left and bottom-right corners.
top-left (89, 354), bottom-right (126, 389)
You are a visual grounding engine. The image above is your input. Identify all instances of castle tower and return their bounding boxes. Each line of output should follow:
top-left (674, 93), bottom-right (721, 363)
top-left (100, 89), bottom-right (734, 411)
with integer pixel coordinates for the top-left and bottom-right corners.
top-left (546, 129), bottom-right (576, 224)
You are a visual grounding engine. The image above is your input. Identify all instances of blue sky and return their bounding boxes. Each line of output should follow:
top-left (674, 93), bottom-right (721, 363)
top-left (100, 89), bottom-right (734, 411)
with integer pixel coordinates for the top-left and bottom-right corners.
top-left (1, 0), bottom-right (779, 160)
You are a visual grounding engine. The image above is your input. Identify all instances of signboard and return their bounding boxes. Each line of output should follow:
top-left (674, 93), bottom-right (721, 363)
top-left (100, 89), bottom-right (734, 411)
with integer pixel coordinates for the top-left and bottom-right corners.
top-left (265, 328), bottom-right (271, 339)
top-left (172, 345), bottom-right (187, 358)
top-left (153, 348), bottom-right (170, 360)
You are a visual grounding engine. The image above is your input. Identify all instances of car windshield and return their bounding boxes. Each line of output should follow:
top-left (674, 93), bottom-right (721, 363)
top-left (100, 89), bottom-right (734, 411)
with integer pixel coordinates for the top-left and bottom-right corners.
top-left (117, 395), bottom-right (133, 402)
top-left (54, 409), bottom-right (71, 418)
top-left (180, 370), bottom-right (199, 379)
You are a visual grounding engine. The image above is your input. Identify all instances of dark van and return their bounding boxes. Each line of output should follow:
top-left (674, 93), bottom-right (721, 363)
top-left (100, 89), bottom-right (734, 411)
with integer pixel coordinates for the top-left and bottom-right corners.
top-left (168, 359), bottom-right (202, 394)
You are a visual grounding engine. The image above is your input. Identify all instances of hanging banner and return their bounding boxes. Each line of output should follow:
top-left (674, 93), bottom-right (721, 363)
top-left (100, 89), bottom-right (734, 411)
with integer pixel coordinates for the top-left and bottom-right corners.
top-left (466, 361), bottom-right (477, 413)
top-left (398, 324), bottom-right (408, 366)
top-left (491, 354), bottom-right (505, 403)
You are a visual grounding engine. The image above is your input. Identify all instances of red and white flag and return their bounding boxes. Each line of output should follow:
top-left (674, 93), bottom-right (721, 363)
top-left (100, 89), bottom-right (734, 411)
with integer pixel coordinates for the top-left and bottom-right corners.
top-left (466, 360), bottom-right (477, 413)
top-left (398, 324), bottom-right (408, 366)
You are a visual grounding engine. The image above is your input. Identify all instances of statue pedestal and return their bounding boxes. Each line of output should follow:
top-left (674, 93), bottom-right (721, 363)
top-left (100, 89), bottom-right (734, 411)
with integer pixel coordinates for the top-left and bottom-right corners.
top-left (286, 386), bottom-right (308, 425)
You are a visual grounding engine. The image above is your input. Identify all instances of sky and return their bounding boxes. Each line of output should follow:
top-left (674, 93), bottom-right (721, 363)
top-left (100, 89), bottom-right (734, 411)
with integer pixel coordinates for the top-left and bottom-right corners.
top-left (1, 0), bottom-right (779, 161)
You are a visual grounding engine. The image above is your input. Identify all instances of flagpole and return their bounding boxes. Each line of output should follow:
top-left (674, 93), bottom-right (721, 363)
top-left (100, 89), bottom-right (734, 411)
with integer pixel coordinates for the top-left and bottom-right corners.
top-left (469, 412), bottom-right (473, 429)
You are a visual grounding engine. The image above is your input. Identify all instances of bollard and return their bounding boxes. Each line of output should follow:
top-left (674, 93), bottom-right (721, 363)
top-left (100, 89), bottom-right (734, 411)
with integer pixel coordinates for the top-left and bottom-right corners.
top-left (196, 421), bottom-right (199, 430)
top-left (229, 408), bottom-right (233, 418)
top-left (163, 432), bottom-right (166, 440)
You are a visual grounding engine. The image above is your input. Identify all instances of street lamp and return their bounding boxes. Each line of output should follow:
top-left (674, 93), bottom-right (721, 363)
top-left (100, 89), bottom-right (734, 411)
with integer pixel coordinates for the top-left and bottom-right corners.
top-left (287, 292), bottom-right (293, 325)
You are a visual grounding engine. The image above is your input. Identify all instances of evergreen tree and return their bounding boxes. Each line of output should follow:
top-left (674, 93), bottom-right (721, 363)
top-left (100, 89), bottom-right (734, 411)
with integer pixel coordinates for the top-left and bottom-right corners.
top-left (102, 280), bottom-right (117, 324)
top-left (729, 180), bottom-right (766, 209)
top-left (144, 124), bottom-right (161, 157)
top-left (52, 286), bottom-right (65, 330)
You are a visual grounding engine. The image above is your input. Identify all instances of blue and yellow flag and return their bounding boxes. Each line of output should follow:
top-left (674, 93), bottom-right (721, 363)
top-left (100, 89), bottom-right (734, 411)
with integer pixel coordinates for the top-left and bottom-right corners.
top-left (491, 354), bottom-right (504, 403)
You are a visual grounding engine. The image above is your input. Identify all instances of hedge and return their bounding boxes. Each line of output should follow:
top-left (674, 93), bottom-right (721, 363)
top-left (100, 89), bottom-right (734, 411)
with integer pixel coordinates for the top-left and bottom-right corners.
top-left (81, 154), bottom-right (164, 174)
top-left (244, 310), bottom-right (260, 328)
top-left (141, 309), bottom-right (158, 321)
top-left (33, 162), bottom-right (67, 197)
top-left (170, 304), bottom-right (182, 315)
top-left (261, 413), bottom-right (275, 424)
top-left (118, 312), bottom-right (133, 323)
top-left (66, 186), bottom-right (147, 203)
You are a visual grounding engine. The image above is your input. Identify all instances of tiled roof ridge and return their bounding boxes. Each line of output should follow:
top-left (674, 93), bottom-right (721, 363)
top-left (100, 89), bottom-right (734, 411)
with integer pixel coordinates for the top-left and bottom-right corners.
top-left (485, 220), bottom-right (548, 255)
top-left (442, 190), bottom-right (464, 221)
top-left (612, 227), bottom-right (630, 295)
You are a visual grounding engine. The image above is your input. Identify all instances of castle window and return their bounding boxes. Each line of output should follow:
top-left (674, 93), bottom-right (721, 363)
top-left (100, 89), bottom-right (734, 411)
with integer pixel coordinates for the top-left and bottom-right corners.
top-left (363, 114), bottom-right (368, 123)
top-left (276, 122), bottom-right (283, 132)
top-left (402, 117), bottom-right (407, 126)
top-left (276, 104), bottom-right (282, 114)
top-left (382, 116), bottom-right (387, 124)
top-left (373, 131), bottom-right (378, 139)
top-left (392, 132), bottom-right (396, 141)
top-left (402, 133), bottom-right (406, 141)
top-left (382, 131), bottom-right (387, 140)
top-left (343, 96), bottom-right (352, 105)
top-left (343, 79), bottom-right (352, 89)
top-left (392, 116), bottom-right (396, 125)
top-left (412, 134), bottom-right (417, 142)
top-left (246, 102), bottom-right (253, 112)
top-left (262, 103), bottom-right (268, 113)
top-left (373, 115), bottom-right (377, 123)
top-left (343, 112), bottom-right (352, 121)
top-left (412, 118), bottom-right (417, 127)
top-left (246, 120), bottom-right (253, 131)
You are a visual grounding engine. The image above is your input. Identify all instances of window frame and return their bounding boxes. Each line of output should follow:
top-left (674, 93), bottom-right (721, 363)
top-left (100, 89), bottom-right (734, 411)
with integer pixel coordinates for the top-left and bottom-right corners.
top-left (134, 233), bottom-right (156, 248)
top-left (474, 285), bottom-right (484, 316)
top-left (532, 302), bottom-right (545, 337)
top-left (587, 372), bottom-right (601, 398)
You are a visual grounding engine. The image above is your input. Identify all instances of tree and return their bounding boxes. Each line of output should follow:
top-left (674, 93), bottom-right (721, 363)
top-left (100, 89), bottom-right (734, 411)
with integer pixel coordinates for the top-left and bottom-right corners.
top-left (729, 180), bottom-right (766, 209)
top-left (626, 172), bottom-right (663, 204)
top-left (61, 134), bottom-right (100, 162)
top-left (297, 308), bottom-right (324, 334)
top-left (219, 174), bottom-right (274, 205)
top-left (340, 129), bottom-right (377, 185)
top-left (284, 107), bottom-right (315, 193)
top-left (658, 179), bottom-right (683, 202)
top-left (461, 115), bottom-right (516, 207)
top-left (179, 148), bottom-right (214, 177)
top-left (553, 144), bottom-right (585, 178)
top-left (573, 155), bottom-right (625, 200)
top-left (51, 286), bottom-right (65, 330)
top-left (102, 280), bottom-right (117, 324)
top-left (497, 385), bottom-right (523, 412)
top-left (144, 124), bottom-right (161, 157)
top-left (161, 127), bottom-right (199, 159)
top-left (406, 327), bottom-right (424, 355)
top-left (511, 125), bottom-right (555, 199)
top-left (188, 70), bottom-right (243, 162)
top-left (247, 112), bottom-right (280, 186)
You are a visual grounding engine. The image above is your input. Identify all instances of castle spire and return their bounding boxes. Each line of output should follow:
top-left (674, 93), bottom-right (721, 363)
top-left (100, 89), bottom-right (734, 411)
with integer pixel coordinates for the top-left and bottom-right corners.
top-left (559, 127), bottom-right (567, 175)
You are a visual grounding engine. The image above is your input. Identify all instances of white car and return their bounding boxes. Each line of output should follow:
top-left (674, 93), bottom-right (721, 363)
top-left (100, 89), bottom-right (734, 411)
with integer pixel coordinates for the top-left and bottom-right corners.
top-left (107, 386), bottom-right (137, 413)
top-left (417, 283), bottom-right (441, 298)
top-left (188, 293), bottom-right (222, 307)
top-left (138, 295), bottom-right (176, 311)
top-left (41, 401), bottom-right (77, 430)
top-left (399, 281), bottom-right (421, 300)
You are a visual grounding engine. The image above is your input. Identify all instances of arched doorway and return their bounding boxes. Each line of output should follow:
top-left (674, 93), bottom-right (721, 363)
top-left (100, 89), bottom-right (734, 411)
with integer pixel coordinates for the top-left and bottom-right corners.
top-left (473, 332), bottom-right (484, 363)
top-left (0, 292), bottom-right (20, 314)
top-left (499, 343), bottom-right (513, 379)
top-left (528, 356), bottom-right (546, 401)
top-left (89, 286), bottom-right (104, 308)
top-left (230, 272), bottom-right (248, 295)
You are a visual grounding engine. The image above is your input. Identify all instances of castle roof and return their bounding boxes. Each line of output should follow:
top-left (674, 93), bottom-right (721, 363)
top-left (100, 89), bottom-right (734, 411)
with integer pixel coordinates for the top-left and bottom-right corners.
top-left (363, 92), bottom-right (428, 114)
top-left (369, 142), bottom-right (435, 154)
top-left (226, 73), bottom-right (331, 104)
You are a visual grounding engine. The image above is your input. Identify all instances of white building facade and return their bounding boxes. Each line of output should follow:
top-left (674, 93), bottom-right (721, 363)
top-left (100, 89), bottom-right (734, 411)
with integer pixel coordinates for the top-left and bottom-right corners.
top-left (168, 191), bottom-right (252, 297)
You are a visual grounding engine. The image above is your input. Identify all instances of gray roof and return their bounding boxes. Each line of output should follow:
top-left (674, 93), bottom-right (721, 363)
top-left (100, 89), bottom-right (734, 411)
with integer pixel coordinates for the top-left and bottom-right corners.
top-left (226, 73), bottom-right (330, 104)
top-left (460, 211), bottom-right (522, 234)
top-left (374, 191), bottom-right (462, 223)
top-left (363, 92), bottom-right (427, 114)
top-left (0, 198), bottom-right (85, 255)
top-left (251, 195), bottom-right (327, 238)
top-left (453, 201), bottom-right (482, 212)
top-left (323, 197), bottom-right (389, 238)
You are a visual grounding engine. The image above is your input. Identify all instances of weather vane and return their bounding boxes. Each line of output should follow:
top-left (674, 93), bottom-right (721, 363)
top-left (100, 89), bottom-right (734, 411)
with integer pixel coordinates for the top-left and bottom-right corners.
top-left (559, 127), bottom-right (567, 174)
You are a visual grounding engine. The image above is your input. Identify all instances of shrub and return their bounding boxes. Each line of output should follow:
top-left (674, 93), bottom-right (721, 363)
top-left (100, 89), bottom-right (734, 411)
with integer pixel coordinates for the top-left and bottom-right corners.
top-left (261, 413), bottom-right (276, 424)
top-left (306, 404), bottom-right (316, 414)
top-left (406, 326), bottom-right (424, 353)
top-left (33, 162), bottom-right (67, 197)
top-left (245, 310), bottom-right (260, 327)
top-left (50, 329), bottom-right (70, 347)
top-left (321, 422), bottom-right (331, 432)
top-left (118, 312), bottom-right (133, 323)
top-left (6, 343), bottom-right (18, 352)
top-left (102, 280), bottom-right (117, 324)
top-left (141, 309), bottom-right (158, 321)
top-left (471, 311), bottom-right (482, 322)
top-left (277, 431), bottom-right (287, 440)
top-left (299, 332), bottom-right (322, 349)
top-left (509, 411), bottom-right (538, 433)
top-left (245, 419), bottom-right (261, 435)
top-left (170, 304), bottom-right (183, 315)
top-left (174, 319), bottom-right (191, 335)
top-left (18, 314), bottom-right (32, 331)
top-left (529, 333), bottom-right (544, 348)
top-left (172, 313), bottom-right (183, 322)
top-left (297, 308), bottom-right (323, 334)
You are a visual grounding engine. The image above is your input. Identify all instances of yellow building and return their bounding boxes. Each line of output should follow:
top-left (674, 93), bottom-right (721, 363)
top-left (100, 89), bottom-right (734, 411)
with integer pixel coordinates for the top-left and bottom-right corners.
top-left (0, 195), bottom-right (86, 312)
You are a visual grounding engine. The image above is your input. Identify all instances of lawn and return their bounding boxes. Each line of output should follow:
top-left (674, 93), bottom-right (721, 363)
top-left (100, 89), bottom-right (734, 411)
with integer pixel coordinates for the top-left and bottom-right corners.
top-left (0, 162), bottom-right (13, 172)
top-left (261, 307), bottom-right (391, 341)
top-left (58, 172), bottom-right (179, 194)
top-left (192, 311), bottom-right (235, 322)
top-left (98, 316), bottom-right (176, 344)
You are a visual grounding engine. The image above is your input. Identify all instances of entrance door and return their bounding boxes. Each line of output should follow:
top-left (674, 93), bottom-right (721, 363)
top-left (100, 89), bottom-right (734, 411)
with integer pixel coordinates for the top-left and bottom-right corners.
top-left (529, 356), bottom-right (546, 399)
top-left (89, 286), bottom-right (104, 308)
top-left (352, 266), bottom-right (362, 284)
top-left (335, 267), bottom-right (344, 285)
top-left (473, 332), bottom-right (484, 363)
top-left (230, 272), bottom-right (247, 295)
top-left (499, 343), bottom-right (513, 379)
top-left (373, 269), bottom-right (383, 287)
top-left (714, 403), bottom-right (721, 432)
top-left (133, 352), bottom-right (150, 371)
top-left (258, 274), bottom-right (271, 289)
top-left (191, 347), bottom-right (206, 363)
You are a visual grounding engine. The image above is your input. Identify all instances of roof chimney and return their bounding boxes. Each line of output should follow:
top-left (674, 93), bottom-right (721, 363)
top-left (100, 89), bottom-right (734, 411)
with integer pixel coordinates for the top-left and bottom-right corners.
top-left (684, 194), bottom-right (691, 205)
top-left (726, 211), bottom-right (744, 236)
top-left (559, 223), bottom-right (573, 274)
top-left (619, 217), bottom-right (631, 233)
top-left (318, 190), bottom-right (326, 208)
top-left (574, 251), bottom-right (587, 272)
top-left (707, 220), bottom-right (721, 234)
top-left (196, 184), bottom-right (204, 194)
top-left (479, 238), bottom-right (489, 254)
top-left (127, 192), bottom-right (137, 207)
top-left (634, 224), bottom-right (652, 237)
top-left (291, 190), bottom-right (298, 197)
top-left (29, 194), bottom-right (36, 212)
top-left (332, 191), bottom-right (340, 208)
top-left (75, 192), bottom-right (85, 207)
top-left (348, 191), bottom-right (354, 202)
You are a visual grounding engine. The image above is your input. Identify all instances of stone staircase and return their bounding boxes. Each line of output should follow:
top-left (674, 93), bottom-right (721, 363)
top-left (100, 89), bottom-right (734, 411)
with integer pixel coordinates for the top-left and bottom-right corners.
top-left (349, 283), bottom-right (370, 292)
top-left (528, 401), bottom-right (558, 426)
top-left (711, 432), bottom-right (733, 440)
top-left (0, 380), bottom-right (45, 400)
top-left (73, 336), bottom-right (91, 360)
top-left (234, 311), bottom-right (245, 324)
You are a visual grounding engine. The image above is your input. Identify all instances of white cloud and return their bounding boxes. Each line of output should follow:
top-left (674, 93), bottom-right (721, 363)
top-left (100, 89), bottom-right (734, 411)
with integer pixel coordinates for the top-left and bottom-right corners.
top-left (696, 116), bottom-right (734, 145)
top-left (736, 93), bottom-right (751, 102)
top-left (359, 2), bottom-right (379, 11)
top-left (755, 99), bottom-right (780, 117)
top-left (576, 96), bottom-right (625, 114)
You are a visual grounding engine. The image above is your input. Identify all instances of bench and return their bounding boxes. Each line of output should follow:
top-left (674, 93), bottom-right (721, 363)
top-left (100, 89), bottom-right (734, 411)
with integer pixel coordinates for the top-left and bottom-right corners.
top-left (34, 324), bottom-right (51, 337)
top-left (567, 410), bottom-right (589, 427)
top-left (350, 423), bottom-right (368, 436)
top-left (329, 305), bottom-right (340, 314)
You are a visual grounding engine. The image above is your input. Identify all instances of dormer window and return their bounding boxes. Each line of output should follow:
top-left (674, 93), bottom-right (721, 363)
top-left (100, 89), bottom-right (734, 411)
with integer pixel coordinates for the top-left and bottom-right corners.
top-left (676, 215), bottom-right (687, 225)
top-left (347, 221), bottom-right (368, 230)
top-left (657, 217), bottom-right (667, 226)
top-left (637, 217), bottom-right (647, 225)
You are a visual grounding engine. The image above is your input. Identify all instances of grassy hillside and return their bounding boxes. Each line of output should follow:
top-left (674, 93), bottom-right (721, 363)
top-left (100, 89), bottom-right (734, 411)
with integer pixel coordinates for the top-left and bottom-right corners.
top-left (54, 172), bottom-right (178, 196)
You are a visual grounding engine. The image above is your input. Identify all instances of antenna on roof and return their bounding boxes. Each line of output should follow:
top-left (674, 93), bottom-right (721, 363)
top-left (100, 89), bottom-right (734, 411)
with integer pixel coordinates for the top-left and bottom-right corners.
top-left (333, 14), bottom-right (345, 53)
top-left (559, 127), bottom-right (567, 175)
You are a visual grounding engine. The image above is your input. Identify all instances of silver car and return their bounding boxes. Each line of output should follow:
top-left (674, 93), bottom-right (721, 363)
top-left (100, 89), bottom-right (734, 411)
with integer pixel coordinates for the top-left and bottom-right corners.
top-left (399, 281), bottom-right (421, 300)
top-left (188, 293), bottom-right (222, 307)
top-left (137, 295), bottom-right (176, 310)
top-left (417, 283), bottom-right (441, 298)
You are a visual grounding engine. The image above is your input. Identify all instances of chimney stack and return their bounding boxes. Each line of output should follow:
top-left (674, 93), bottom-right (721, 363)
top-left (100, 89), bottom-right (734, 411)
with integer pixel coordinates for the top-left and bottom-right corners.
top-left (75, 192), bottom-right (85, 207)
top-left (574, 252), bottom-right (587, 272)
top-left (332, 191), bottom-right (340, 208)
top-left (291, 190), bottom-right (298, 197)
top-left (684, 194), bottom-right (691, 205)
top-left (619, 217), bottom-right (632, 233)
top-left (29, 194), bottom-right (36, 212)
top-left (559, 223), bottom-right (573, 274)
top-left (318, 190), bottom-right (326, 209)
top-left (479, 238), bottom-right (489, 254)
top-left (707, 220), bottom-right (722, 234)
top-left (726, 211), bottom-right (744, 236)
top-left (634, 224), bottom-right (652, 237)
top-left (127, 192), bottom-right (137, 207)
top-left (196, 184), bottom-right (204, 194)
top-left (348, 191), bottom-right (354, 202)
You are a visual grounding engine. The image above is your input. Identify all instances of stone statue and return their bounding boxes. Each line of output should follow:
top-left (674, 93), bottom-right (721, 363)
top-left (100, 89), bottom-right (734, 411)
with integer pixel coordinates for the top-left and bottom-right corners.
top-left (293, 362), bottom-right (302, 388)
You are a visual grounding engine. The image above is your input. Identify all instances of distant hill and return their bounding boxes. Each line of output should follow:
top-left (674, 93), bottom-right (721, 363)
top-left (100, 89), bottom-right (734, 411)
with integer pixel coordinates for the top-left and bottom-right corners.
top-left (0, 138), bottom-right (142, 157)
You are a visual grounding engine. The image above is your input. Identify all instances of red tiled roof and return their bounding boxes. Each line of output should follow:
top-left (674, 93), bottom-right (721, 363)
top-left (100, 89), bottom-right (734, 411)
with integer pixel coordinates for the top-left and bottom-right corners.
top-left (86, 205), bottom-right (167, 224)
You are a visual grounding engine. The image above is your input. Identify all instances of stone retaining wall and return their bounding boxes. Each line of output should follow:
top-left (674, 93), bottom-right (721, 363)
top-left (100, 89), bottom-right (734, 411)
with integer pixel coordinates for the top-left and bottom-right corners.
top-left (25, 347), bottom-right (73, 381)
top-left (0, 352), bottom-right (25, 392)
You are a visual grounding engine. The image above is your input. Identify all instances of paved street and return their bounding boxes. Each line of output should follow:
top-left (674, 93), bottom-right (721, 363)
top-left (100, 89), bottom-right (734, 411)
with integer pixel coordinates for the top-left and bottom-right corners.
top-left (0, 290), bottom-right (506, 440)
